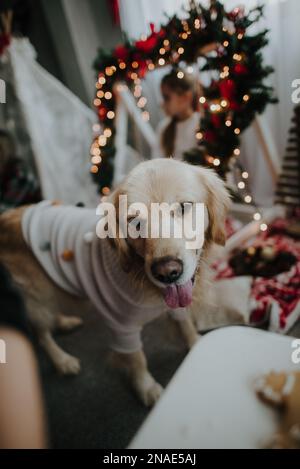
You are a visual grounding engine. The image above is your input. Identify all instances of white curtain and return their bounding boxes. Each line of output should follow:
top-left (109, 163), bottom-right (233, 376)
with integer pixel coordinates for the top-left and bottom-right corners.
top-left (119, 0), bottom-right (189, 40)
top-left (119, 0), bottom-right (298, 207)
top-left (9, 38), bottom-right (99, 206)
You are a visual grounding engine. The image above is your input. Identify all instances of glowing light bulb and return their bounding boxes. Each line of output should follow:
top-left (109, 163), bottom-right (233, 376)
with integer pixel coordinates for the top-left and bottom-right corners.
top-left (159, 48), bottom-right (166, 55)
top-left (253, 212), bottom-right (262, 221)
top-left (225, 120), bottom-right (232, 127)
top-left (178, 47), bottom-right (184, 55)
top-left (199, 96), bottom-right (206, 104)
top-left (104, 128), bottom-right (112, 138)
top-left (213, 158), bottom-right (220, 167)
top-left (98, 76), bottom-right (106, 85)
top-left (91, 147), bottom-right (101, 157)
top-left (158, 58), bottom-right (165, 66)
top-left (105, 67), bottom-right (114, 76)
top-left (223, 40), bottom-right (229, 47)
top-left (93, 124), bottom-right (101, 133)
top-left (244, 195), bottom-right (252, 204)
top-left (177, 71), bottom-right (184, 79)
top-left (137, 97), bottom-right (147, 108)
top-left (142, 111), bottom-right (150, 121)
top-left (91, 156), bottom-right (102, 165)
top-left (196, 132), bottom-right (203, 140)
top-left (104, 91), bottom-right (112, 100)
top-left (260, 223), bottom-right (268, 232)
top-left (243, 94), bottom-right (250, 102)
top-left (233, 53), bottom-right (242, 61)
top-left (210, 103), bottom-right (221, 113)
top-left (107, 111), bottom-right (115, 119)
top-left (238, 181), bottom-right (245, 189)
top-left (93, 98), bottom-right (101, 106)
top-left (102, 187), bottom-right (111, 195)
top-left (242, 171), bottom-right (249, 179)
top-left (91, 165), bottom-right (99, 174)
top-left (234, 148), bottom-right (240, 156)
top-left (234, 128), bottom-right (241, 135)
top-left (134, 86), bottom-right (142, 98)
top-left (98, 136), bottom-right (107, 147)
top-left (119, 62), bottom-right (126, 69)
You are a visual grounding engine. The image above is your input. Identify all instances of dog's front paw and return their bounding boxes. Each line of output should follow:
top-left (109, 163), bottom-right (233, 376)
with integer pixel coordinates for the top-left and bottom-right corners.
top-left (56, 353), bottom-right (81, 375)
top-left (135, 374), bottom-right (163, 407)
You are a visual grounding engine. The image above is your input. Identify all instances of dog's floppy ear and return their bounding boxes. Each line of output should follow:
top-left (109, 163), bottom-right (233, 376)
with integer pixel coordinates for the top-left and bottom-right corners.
top-left (197, 167), bottom-right (231, 246)
top-left (104, 187), bottom-right (134, 272)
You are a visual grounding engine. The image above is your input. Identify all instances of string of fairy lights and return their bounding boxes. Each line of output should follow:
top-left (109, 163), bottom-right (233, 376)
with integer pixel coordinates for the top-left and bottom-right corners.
top-left (90, 5), bottom-right (269, 231)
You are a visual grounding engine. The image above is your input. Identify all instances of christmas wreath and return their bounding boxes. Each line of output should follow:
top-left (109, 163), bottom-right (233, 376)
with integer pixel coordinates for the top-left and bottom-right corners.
top-left (91, 0), bottom-right (277, 193)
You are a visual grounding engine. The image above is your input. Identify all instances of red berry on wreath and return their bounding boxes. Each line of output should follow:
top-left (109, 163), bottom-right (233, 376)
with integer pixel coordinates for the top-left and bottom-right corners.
top-left (234, 63), bottom-right (248, 75)
top-left (228, 100), bottom-right (242, 111)
top-left (114, 45), bottom-right (129, 62)
top-left (98, 107), bottom-right (107, 120)
top-left (204, 130), bottom-right (216, 143)
top-left (219, 79), bottom-right (236, 100)
top-left (211, 114), bottom-right (222, 128)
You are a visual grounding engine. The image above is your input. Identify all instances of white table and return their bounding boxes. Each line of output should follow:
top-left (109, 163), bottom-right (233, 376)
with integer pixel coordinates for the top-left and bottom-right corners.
top-left (129, 326), bottom-right (300, 449)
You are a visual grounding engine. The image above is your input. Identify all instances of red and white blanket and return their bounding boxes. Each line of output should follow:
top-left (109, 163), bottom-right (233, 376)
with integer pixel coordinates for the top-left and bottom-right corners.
top-left (214, 219), bottom-right (300, 334)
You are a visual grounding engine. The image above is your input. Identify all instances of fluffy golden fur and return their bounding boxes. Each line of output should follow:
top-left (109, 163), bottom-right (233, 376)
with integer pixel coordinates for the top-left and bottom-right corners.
top-left (0, 159), bottom-right (230, 405)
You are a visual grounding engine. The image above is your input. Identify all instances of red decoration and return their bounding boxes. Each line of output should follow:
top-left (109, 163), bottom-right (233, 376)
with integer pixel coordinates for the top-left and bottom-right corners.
top-left (204, 130), bottom-right (216, 143)
top-left (228, 100), bottom-right (242, 111)
top-left (98, 107), bottom-right (107, 121)
top-left (135, 36), bottom-right (157, 54)
top-left (211, 114), bottom-right (222, 128)
top-left (108, 0), bottom-right (120, 25)
top-left (137, 60), bottom-right (148, 78)
top-left (135, 25), bottom-right (166, 54)
top-left (114, 45), bottom-right (129, 62)
top-left (219, 79), bottom-right (236, 101)
top-left (233, 63), bottom-right (248, 75)
top-left (228, 6), bottom-right (245, 21)
top-left (0, 33), bottom-right (10, 56)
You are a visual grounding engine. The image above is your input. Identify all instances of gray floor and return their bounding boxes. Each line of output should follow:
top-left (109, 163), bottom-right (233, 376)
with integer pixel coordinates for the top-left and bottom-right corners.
top-left (36, 309), bottom-right (300, 449)
top-left (37, 310), bottom-right (187, 449)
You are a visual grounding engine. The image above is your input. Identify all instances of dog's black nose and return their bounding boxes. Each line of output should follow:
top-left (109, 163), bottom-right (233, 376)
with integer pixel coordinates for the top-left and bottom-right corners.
top-left (151, 256), bottom-right (183, 284)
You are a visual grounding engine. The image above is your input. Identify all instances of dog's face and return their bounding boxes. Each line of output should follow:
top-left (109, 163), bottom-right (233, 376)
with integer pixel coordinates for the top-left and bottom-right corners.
top-left (106, 159), bottom-right (230, 309)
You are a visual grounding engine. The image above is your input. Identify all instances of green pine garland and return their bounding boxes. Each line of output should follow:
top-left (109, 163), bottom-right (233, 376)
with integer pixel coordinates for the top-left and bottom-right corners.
top-left (92, 1), bottom-right (277, 192)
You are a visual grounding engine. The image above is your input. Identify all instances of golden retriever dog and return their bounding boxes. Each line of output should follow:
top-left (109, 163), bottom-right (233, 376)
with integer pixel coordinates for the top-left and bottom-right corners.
top-left (0, 159), bottom-right (230, 406)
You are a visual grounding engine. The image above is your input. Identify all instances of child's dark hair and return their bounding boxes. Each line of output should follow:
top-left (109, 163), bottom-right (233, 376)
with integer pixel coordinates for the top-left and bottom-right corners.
top-left (161, 69), bottom-right (199, 158)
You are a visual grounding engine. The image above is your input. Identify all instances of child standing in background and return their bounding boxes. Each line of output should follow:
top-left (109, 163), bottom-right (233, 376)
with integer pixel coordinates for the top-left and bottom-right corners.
top-left (153, 69), bottom-right (201, 161)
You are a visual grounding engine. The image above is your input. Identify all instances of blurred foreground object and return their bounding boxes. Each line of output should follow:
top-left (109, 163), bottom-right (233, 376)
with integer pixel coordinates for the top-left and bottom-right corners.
top-left (256, 370), bottom-right (300, 449)
top-left (0, 263), bottom-right (47, 448)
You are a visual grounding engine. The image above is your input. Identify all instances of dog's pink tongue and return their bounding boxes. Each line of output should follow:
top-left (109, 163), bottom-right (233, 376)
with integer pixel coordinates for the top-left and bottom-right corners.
top-left (164, 280), bottom-right (193, 309)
